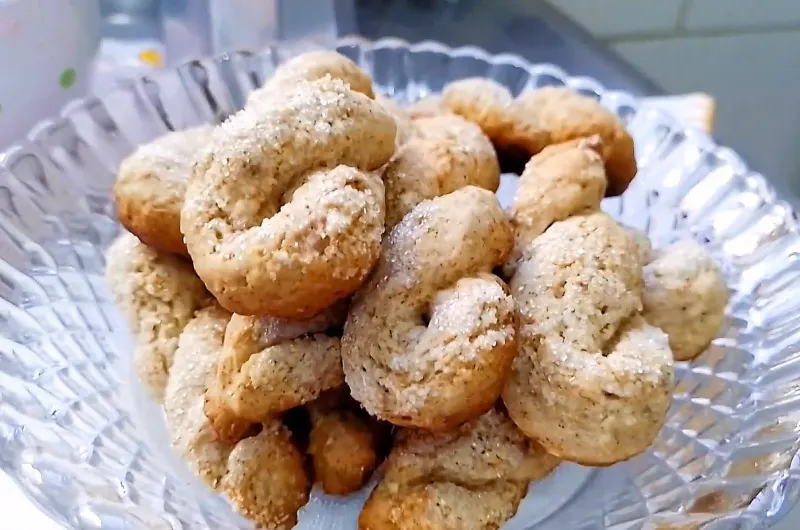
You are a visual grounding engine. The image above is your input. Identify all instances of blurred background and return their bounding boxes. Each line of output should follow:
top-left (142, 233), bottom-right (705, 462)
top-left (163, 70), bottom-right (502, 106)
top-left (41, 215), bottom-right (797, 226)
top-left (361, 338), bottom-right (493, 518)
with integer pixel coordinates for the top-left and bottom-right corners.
top-left (552, 0), bottom-right (800, 208)
top-left (3, 0), bottom-right (797, 200)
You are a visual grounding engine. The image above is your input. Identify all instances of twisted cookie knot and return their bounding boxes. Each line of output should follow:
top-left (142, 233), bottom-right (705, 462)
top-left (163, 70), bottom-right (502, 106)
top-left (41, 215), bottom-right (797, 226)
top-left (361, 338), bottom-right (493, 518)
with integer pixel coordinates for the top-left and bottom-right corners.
top-left (436, 78), bottom-right (637, 195)
top-left (181, 76), bottom-right (397, 317)
top-left (503, 212), bottom-right (674, 465)
top-left (382, 113), bottom-right (500, 228)
top-left (359, 408), bottom-right (559, 530)
top-left (204, 302), bottom-right (347, 444)
top-left (342, 186), bottom-right (517, 430)
top-left (164, 306), bottom-right (310, 530)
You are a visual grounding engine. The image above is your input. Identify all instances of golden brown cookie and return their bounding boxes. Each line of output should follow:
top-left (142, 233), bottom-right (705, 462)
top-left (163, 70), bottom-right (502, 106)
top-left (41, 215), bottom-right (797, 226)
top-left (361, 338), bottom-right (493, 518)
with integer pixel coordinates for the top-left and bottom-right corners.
top-left (513, 87), bottom-right (637, 196)
top-left (181, 76), bottom-right (396, 317)
top-left (642, 240), bottom-right (728, 361)
top-left (164, 305), bottom-right (310, 530)
top-left (438, 79), bottom-right (637, 195)
top-left (382, 114), bottom-right (500, 228)
top-left (113, 125), bottom-right (213, 255)
top-left (358, 408), bottom-right (559, 530)
top-left (306, 390), bottom-right (379, 496)
top-left (406, 95), bottom-right (445, 119)
top-left (248, 50), bottom-right (375, 106)
top-left (105, 231), bottom-right (211, 402)
top-left (375, 94), bottom-right (415, 147)
top-left (342, 187), bottom-right (517, 430)
top-left (503, 212), bottom-right (674, 465)
top-left (440, 77), bottom-right (550, 158)
top-left (504, 138), bottom-right (607, 276)
top-left (204, 302), bottom-right (347, 444)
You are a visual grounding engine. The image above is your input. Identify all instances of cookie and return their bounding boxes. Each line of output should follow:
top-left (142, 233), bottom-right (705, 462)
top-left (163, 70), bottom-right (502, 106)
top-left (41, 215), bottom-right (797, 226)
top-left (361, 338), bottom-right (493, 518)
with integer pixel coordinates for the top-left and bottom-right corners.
top-left (114, 125), bottom-right (213, 255)
top-left (342, 187), bottom-right (516, 430)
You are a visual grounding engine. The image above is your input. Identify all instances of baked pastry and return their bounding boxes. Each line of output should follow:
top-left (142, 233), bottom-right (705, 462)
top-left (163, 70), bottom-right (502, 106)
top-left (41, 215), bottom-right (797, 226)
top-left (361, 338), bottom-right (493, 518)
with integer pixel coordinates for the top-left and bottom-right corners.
top-left (504, 138), bottom-right (606, 276)
top-left (376, 94), bottom-right (415, 147)
top-left (248, 50), bottom-right (375, 105)
top-left (513, 86), bottom-right (637, 195)
top-left (181, 76), bottom-right (396, 317)
top-left (359, 408), bottom-right (559, 530)
top-left (105, 231), bottom-right (210, 402)
top-left (204, 302), bottom-right (347, 444)
top-left (342, 186), bottom-right (517, 430)
top-left (113, 125), bottom-right (213, 255)
top-left (164, 305), bottom-right (309, 530)
top-left (642, 240), bottom-right (728, 360)
top-left (382, 114), bottom-right (500, 227)
top-left (307, 389), bottom-right (380, 496)
top-left (439, 79), bottom-right (637, 195)
top-left (503, 212), bottom-right (674, 465)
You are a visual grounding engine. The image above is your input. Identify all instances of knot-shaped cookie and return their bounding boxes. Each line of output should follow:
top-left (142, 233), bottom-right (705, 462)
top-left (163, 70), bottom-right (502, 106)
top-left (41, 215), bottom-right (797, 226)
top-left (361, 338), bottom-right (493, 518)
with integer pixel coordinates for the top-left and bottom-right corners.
top-left (503, 211), bottom-right (674, 465)
top-left (113, 126), bottom-right (213, 256)
top-left (342, 186), bottom-right (517, 430)
top-left (164, 305), bottom-right (310, 529)
top-left (359, 408), bottom-right (559, 530)
top-left (105, 231), bottom-right (211, 402)
top-left (382, 113), bottom-right (500, 227)
top-left (642, 240), bottom-right (728, 361)
top-left (204, 302), bottom-right (347, 444)
top-left (181, 76), bottom-right (397, 317)
top-left (434, 78), bottom-right (637, 196)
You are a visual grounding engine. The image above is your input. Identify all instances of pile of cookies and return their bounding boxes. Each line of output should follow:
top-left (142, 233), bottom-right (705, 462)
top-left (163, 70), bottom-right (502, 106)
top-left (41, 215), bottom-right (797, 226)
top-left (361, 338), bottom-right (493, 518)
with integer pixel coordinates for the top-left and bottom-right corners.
top-left (106, 50), bottom-right (729, 530)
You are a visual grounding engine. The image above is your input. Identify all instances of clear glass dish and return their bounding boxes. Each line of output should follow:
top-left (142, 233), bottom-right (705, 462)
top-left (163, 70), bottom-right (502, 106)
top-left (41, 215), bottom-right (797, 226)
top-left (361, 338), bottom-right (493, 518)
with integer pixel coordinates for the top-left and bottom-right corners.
top-left (0, 36), bottom-right (799, 530)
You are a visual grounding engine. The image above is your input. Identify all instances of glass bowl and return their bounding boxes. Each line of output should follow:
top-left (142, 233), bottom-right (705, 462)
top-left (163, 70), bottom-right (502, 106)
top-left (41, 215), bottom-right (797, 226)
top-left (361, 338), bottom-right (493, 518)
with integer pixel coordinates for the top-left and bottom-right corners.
top-left (1, 36), bottom-right (799, 530)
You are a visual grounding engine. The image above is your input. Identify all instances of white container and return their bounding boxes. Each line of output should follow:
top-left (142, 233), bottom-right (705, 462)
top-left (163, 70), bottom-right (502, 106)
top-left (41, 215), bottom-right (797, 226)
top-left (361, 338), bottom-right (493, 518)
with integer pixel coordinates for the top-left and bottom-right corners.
top-left (0, 0), bottom-right (101, 149)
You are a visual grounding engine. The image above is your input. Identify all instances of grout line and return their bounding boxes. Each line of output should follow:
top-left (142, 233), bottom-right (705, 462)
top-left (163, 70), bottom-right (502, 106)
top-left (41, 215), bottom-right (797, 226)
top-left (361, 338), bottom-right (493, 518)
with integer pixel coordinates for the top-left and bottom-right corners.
top-left (601, 22), bottom-right (800, 44)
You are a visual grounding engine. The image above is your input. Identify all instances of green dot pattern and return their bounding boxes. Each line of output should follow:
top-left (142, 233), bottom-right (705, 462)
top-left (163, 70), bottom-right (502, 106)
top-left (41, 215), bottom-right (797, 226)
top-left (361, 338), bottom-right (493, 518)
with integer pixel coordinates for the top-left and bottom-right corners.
top-left (59, 68), bottom-right (77, 89)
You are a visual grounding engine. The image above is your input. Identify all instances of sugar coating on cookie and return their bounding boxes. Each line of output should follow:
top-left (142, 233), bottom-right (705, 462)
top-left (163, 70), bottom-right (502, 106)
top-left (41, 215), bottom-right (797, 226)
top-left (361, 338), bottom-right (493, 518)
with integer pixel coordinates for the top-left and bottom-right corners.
top-left (204, 302), bottom-right (347, 444)
top-left (248, 50), bottom-right (375, 106)
top-left (358, 408), bottom-right (559, 530)
top-left (114, 125), bottom-right (213, 255)
top-left (504, 212), bottom-right (674, 465)
top-left (342, 186), bottom-right (516, 430)
top-left (642, 240), bottom-right (728, 361)
top-left (382, 114), bottom-right (500, 227)
top-left (622, 225), bottom-right (654, 267)
top-left (505, 139), bottom-right (607, 276)
top-left (105, 231), bottom-right (210, 402)
top-left (164, 305), bottom-right (309, 530)
top-left (181, 76), bottom-right (396, 317)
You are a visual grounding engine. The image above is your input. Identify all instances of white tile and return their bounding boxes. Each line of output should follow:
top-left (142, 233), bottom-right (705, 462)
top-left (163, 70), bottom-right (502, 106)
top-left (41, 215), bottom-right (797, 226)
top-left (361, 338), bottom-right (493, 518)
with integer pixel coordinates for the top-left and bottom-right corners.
top-left (545, 0), bottom-right (682, 37)
top-left (613, 32), bottom-right (800, 196)
top-left (685, 0), bottom-right (800, 31)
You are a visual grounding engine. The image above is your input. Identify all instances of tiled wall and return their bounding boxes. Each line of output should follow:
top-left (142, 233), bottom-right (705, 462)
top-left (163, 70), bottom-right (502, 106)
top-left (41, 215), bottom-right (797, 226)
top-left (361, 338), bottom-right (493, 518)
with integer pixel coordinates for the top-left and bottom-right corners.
top-left (545, 0), bottom-right (800, 198)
